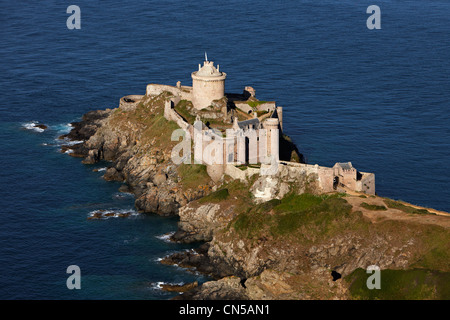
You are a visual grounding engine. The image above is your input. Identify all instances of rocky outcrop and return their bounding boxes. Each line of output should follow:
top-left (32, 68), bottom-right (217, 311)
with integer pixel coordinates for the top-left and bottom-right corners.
top-left (306, 235), bottom-right (415, 277)
top-left (167, 191), bottom-right (443, 300)
top-left (161, 281), bottom-right (198, 293)
top-left (61, 94), bottom-right (212, 216)
top-left (172, 202), bottom-right (237, 243)
top-left (160, 243), bottom-right (222, 277)
top-left (206, 232), bottom-right (416, 281)
top-left (59, 109), bottom-right (113, 157)
top-left (177, 276), bottom-right (248, 300)
top-left (250, 167), bottom-right (319, 203)
top-left (62, 109), bottom-right (112, 143)
top-left (62, 92), bottom-right (449, 300)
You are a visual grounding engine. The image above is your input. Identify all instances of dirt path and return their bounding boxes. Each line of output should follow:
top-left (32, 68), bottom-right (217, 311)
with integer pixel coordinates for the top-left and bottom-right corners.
top-left (344, 194), bottom-right (450, 229)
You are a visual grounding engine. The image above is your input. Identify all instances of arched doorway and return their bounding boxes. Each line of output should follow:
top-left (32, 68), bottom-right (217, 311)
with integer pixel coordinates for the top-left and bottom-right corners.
top-left (333, 176), bottom-right (339, 190)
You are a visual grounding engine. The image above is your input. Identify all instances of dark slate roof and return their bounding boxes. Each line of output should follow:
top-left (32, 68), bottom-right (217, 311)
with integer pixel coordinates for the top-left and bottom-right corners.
top-left (336, 162), bottom-right (353, 170)
top-left (238, 118), bottom-right (260, 130)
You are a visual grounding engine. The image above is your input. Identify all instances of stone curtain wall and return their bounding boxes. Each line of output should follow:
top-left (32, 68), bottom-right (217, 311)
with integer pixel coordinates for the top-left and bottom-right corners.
top-left (224, 164), bottom-right (259, 181)
top-left (356, 173), bottom-right (376, 195)
top-left (278, 161), bottom-right (375, 195)
top-left (234, 101), bottom-right (276, 115)
top-left (278, 161), bottom-right (335, 193)
top-left (155, 89), bottom-right (374, 195)
top-left (119, 95), bottom-right (144, 111)
top-left (146, 84), bottom-right (193, 101)
top-left (164, 99), bottom-right (190, 131)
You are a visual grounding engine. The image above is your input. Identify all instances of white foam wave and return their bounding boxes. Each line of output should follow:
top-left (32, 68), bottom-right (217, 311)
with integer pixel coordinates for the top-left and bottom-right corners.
top-left (155, 252), bottom-right (174, 263)
top-left (113, 192), bottom-right (134, 200)
top-left (151, 282), bottom-right (165, 290)
top-left (54, 123), bottom-right (74, 134)
top-left (22, 121), bottom-right (45, 133)
top-left (63, 139), bottom-right (84, 146)
top-left (87, 208), bottom-right (140, 220)
top-left (150, 281), bottom-right (185, 291)
top-left (155, 231), bottom-right (175, 243)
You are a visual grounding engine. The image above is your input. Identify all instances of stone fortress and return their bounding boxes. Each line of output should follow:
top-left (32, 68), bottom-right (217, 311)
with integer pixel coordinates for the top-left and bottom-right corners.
top-left (119, 56), bottom-right (375, 195)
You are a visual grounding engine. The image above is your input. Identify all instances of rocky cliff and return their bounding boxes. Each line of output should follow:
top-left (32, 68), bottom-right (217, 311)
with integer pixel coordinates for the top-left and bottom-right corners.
top-left (168, 191), bottom-right (450, 300)
top-left (62, 91), bottom-right (450, 300)
top-left (61, 92), bottom-right (214, 216)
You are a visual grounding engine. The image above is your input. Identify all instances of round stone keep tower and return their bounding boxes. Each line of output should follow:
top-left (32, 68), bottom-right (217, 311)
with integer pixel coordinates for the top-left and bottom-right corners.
top-left (191, 59), bottom-right (226, 110)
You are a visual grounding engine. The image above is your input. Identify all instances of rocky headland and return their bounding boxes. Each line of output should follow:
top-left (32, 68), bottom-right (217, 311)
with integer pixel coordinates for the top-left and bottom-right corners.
top-left (61, 91), bottom-right (450, 300)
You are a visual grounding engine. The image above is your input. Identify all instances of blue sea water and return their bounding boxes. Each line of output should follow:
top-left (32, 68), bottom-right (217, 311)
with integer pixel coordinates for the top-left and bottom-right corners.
top-left (0, 0), bottom-right (449, 299)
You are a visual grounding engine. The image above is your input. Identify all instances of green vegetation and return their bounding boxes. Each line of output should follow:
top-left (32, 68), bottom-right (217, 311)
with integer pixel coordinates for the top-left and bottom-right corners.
top-left (410, 225), bottom-right (450, 271)
top-left (233, 199), bottom-right (280, 239)
top-left (110, 92), bottom-right (180, 150)
top-left (272, 194), bottom-right (358, 239)
top-left (174, 99), bottom-right (230, 129)
top-left (359, 195), bottom-right (367, 198)
top-left (203, 118), bottom-right (232, 129)
top-left (199, 188), bottom-right (229, 204)
top-left (289, 150), bottom-right (301, 163)
top-left (174, 100), bottom-right (196, 124)
top-left (247, 100), bottom-right (268, 108)
top-left (177, 164), bottom-right (210, 189)
top-left (221, 175), bottom-right (256, 200)
top-left (384, 199), bottom-right (434, 215)
top-left (232, 193), bottom-right (364, 241)
top-left (142, 111), bottom-right (180, 147)
top-left (273, 193), bottom-right (324, 214)
top-left (360, 202), bottom-right (387, 211)
top-left (346, 268), bottom-right (450, 300)
top-left (256, 110), bottom-right (269, 117)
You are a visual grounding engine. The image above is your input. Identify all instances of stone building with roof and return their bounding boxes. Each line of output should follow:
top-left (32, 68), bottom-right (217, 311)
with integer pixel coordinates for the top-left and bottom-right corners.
top-left (137, 57), bottom-right (375, 194)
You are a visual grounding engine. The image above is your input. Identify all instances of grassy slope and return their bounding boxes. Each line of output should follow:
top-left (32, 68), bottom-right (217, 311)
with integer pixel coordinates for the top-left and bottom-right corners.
top-left (204, 190), bottom-right (449, 299)
top-left (110, 92), bottom-right (180, 152)
top-left (177, 163), bottom-right (211, 189)
top-left (111, 93), bottom-right (449, 299)
top-left (346, 268), bottom-right (450, 299)
top-left (110, 92), bottom-right (211, 188)
top-left (232, 193), bottom-right (366, 243)
top-left (384, 198), bottom-right (434, 215)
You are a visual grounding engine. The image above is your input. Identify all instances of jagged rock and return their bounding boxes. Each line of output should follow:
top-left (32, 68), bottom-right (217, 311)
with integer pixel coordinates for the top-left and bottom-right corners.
top-left (245, 270), bottom-right (295, 300)
top-left (250, 165), bottom-right (319, 203)
top-left (118, 184), bottom-right (131, 193)
top-left (179, 276), bottom-right (248, 300)
top-left (160, 244), bottom-right (218, 277)
top-left (35, 124), bottom-right (48, 130)
top-left (161, 281), bottom-right (198, 293)
top-left (82, 149), bottom-right (101, 164)
top-left (103, 167), bottom-right (124, 181)
top-left (59, 94), bottom-right (218, 216)
top-left (61, 109), bottom-right (112, 142)
top-left (153, 173), bottom-right (167, 186)
top-left (60, 92), bottom-right (447, 301)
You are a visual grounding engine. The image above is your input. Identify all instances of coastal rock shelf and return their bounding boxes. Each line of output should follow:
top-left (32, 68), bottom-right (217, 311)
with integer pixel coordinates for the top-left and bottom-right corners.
top-left (60, 63), bottom-right (450, 300)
